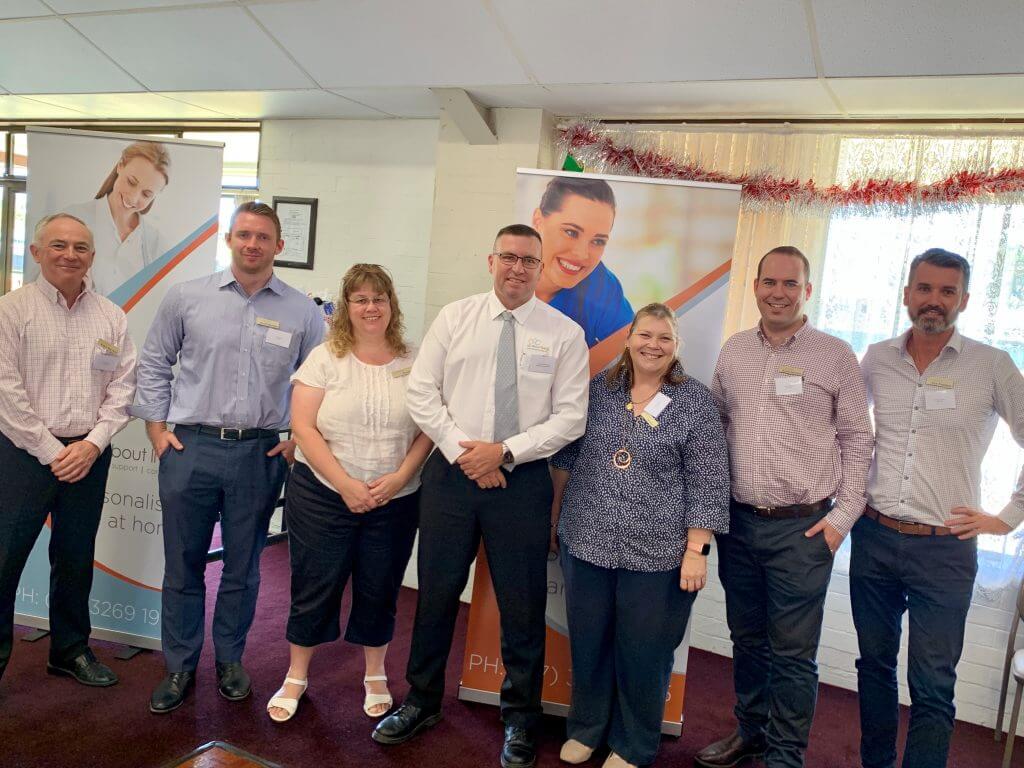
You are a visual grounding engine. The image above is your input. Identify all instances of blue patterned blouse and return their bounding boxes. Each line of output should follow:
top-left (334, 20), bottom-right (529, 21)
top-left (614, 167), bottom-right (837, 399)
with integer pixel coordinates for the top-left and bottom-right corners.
top-left (552, 370), bottom-right (731, 572)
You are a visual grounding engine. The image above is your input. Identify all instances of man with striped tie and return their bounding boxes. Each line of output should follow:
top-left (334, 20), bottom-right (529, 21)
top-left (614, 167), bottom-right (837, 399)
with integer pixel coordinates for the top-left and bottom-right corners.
top-left (373, 224), bottom-right (590, 768)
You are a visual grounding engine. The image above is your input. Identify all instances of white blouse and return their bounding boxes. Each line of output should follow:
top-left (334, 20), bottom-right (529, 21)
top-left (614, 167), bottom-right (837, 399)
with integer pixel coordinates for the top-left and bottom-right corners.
top-left (292, 343), bottom-right (421, 499)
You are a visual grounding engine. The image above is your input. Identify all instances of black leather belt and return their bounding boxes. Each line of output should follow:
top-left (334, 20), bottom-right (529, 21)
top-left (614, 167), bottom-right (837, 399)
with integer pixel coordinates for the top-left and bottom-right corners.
top-left (54, 434), bottom-right (89, 446)
top-left (733, 497), bottom-right (835, 519)
top-left (177, 424), bottom-right (280, 441)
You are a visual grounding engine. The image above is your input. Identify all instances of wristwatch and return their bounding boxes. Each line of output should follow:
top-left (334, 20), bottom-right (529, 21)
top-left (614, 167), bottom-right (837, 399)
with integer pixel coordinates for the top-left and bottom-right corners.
top-left (687, 541), bottom-right (711, 556)
top-left (501, 442), bottom-right (515, 465)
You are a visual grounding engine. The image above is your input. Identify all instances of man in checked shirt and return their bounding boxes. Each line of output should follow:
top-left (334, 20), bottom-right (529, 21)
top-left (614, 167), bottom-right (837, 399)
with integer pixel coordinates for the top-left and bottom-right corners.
top-left (0, 214), bottom-right (136, 688)
top-left (696, 246), bottom-right (873, 768)
top-left (854, 248), bottom-right (1024, 768)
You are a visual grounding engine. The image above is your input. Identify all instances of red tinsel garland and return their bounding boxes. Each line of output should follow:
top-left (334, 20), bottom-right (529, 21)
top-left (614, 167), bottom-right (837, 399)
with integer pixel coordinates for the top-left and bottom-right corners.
top-left (559, 122), bottom-right (1024, 212)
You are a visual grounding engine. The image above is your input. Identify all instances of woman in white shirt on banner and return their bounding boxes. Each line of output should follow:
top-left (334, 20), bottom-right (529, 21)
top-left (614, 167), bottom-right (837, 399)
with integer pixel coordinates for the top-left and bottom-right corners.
top-left (66, 141), bottom-right (170, 298)
top-left (267, 263), bottom-right (432, 723)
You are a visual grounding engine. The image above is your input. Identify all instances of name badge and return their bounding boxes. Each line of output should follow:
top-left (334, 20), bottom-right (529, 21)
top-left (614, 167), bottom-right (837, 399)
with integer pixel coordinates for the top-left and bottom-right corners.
top-left (774, 375), bottom-right (803, 396)
top-left (925, 388), bottom-right (956, 410)
top-left (779, 365), bottom-right (804, 377)
top-left (256, 317), bottom-right (280, 329)
top-left (264, 328), bottom-right (292, 348)
top-left (391, 366), bottom-right (412, 378)
top-left (525, 354), bottom-right (556, 374)
top-left (926, 376), bottom-right (954, 390)
top-left (91, 352), bottom-right (119, 372)
top-left (646, 392), bottom-right (672, 418)
top-left (96, 338), bottom-right (119, 355)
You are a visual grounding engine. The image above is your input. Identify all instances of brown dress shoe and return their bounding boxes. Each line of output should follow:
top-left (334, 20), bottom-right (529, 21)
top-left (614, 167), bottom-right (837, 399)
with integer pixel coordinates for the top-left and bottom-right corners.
top-left (694, 729), bottom-right (767, 767)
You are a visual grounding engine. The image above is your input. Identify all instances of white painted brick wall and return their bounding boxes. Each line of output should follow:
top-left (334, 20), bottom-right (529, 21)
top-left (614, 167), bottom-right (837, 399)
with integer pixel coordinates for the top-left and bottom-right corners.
top-left (259, 118), bottom-right (439, 341)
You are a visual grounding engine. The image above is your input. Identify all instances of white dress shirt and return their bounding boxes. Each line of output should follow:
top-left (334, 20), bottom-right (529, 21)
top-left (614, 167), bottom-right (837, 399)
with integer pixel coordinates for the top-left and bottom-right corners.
top-left (0, 277), bottom-right (137, 465)
top-left (863, 328), bottom-right (1024, 528)
top-left (407, 291), bottom-right (590, 466)
top-left (292, 343), bottom-right (422, 498)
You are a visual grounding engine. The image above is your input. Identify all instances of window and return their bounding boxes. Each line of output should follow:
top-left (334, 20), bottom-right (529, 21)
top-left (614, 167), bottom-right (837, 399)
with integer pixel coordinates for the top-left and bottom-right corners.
top-left (815, 135), bottom-right (1024, 588)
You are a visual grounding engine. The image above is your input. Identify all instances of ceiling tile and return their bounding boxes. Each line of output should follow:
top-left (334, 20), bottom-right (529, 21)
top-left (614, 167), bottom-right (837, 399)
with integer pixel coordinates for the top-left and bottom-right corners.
top-left (830, 75), bottom-right (1024, 117)
top-left (328, 88), bottom-right (440, 118)
top-left (26, 91), bottom-right (231, 118)
top-left (161, 89), bottom-right (389, 119)
top-left (0, 18), bottom-right (142, 92)
top-left (249, 0), bottom-right (530, 87)
top-left (48, 1), bottom-right (229, 10)
top-left (814, 0), bottom-right (1024, 77)
top-left (69, 6), bottom-right (315, 91)
top-left (0, 94), bottom-right (89, 118)
top-left (0, 0), bottom-right (52, 19)
top-left (491, 0), bottom-right (816, 84)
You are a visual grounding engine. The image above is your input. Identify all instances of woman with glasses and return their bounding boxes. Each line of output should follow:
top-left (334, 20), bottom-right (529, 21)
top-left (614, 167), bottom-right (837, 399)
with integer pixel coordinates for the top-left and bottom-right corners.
top-left (551, 303), bottom-right (729, 768)
top-left (531, 176), bottom-right (633, 347)
top-left (267, 264), bottom-right (432, 723)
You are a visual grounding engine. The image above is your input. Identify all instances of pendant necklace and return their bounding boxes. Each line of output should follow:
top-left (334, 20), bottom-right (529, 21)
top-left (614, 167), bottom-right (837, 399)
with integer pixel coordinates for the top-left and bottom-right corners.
top-left (613, 386), bottom-right (658, 470)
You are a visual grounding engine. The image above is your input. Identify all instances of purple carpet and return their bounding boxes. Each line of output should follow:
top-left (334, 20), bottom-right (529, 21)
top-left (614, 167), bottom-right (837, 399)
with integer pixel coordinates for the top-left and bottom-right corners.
top-left (0, 541), bottom-right (1015, 767)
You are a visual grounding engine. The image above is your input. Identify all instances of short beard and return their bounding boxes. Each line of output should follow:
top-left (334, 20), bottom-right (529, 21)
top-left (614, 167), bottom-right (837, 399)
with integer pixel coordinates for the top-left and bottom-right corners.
top-left (911, 310), bottom-right (954, 335)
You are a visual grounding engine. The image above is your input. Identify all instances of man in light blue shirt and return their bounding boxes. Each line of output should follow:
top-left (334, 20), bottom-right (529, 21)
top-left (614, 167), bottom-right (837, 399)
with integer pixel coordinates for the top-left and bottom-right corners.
top-left (132, 202), bottom-right (323, 714)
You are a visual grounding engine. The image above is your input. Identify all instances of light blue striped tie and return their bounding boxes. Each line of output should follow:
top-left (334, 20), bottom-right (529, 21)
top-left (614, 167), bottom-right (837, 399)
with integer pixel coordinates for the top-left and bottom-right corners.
top-left (494, 311), bottom-right (520, 442)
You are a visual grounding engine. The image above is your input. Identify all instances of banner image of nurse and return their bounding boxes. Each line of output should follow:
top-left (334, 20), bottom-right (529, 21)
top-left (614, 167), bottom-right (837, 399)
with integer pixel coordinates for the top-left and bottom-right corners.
top-left (17, 127), bottom-right (223, 648)
top-left (458, 168), bottom-right (742, 733)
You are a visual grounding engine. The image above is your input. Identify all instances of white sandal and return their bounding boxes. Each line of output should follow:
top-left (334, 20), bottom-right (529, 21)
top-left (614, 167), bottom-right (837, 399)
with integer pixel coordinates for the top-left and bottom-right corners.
top-left (363, 674), bottom-right (393, 717)
top-left (267, 676), bottom-right (308, 723)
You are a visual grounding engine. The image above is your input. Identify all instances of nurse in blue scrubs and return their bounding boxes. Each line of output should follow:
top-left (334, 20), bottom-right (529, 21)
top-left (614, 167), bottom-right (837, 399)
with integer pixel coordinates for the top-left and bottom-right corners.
top-left (531, 176), bottom-right (632, 347)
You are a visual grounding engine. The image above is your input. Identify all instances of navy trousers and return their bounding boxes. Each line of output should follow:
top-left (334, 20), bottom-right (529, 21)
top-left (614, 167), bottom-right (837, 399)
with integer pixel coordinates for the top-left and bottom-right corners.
top-left (0, 431), bottom-right (112, 680)
top-left (284, 461), bottom-right (419, 648)
top-left (715, 502), bottom-right (835, 768)
top-left (405, 451), bottom-right (552, 728)
top-left (158, 428), bottom-right (287, 672)
top-left (850, 515), bottom-right (977, 768)
top-left (561, 550), bottom-right (696, 766)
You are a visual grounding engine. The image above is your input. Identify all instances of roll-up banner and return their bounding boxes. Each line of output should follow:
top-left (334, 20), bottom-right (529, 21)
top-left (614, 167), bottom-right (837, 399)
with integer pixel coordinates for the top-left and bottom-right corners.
top-left (458, 168), bottom-right (742, 735)
top-left (17, 127), bottom-right (223, 649)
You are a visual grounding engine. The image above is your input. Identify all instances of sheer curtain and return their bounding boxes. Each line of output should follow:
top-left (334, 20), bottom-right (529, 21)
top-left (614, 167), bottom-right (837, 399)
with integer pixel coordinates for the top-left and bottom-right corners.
top-left (577, 125), bottom-right (1024, 609)
top-left (816, 134), bottom-right (1024, 607)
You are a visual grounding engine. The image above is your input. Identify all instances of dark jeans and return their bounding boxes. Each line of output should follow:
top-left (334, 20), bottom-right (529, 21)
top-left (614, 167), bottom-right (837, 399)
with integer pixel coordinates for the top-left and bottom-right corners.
top-left (405, 451), bottom-right (552, 728)
top-left (158, 427), bottom-right (287, 672)
top-left (561, 550), bottom-right (696, 766)
top-left (850, 515), bottom-right (977, 768)
top-left (715, 502), bottom-right (835, 768)
top-left (0, 431), bottom-right (113, 681)
top-left (284, 461), bottom-right (419, 648)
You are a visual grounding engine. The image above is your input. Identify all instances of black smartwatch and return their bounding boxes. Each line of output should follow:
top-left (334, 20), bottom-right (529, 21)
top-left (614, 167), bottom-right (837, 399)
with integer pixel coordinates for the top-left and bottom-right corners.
top-left (501, 442), bottom-right (514, 465)
top-left (687, 541), bottom-right (711, 556)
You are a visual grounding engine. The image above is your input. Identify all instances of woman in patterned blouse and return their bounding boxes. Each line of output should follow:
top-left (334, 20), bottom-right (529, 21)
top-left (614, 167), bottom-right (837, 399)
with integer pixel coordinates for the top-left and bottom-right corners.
top-left (551, 303), bottom-right (731, 768)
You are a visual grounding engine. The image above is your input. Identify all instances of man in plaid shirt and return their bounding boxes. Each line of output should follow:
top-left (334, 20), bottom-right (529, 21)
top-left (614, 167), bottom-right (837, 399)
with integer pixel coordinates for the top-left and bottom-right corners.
top-left (696, 246), bottom-right (873, 768)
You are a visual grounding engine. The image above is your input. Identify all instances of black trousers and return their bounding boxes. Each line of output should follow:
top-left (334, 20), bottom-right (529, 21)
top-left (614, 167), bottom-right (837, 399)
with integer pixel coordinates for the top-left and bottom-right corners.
top-left (0, 431), bottom-right (113, 680)
top-left (405, 451), bottom-right (553, 728)
top-left (285, 461), bottom-right (419, 648)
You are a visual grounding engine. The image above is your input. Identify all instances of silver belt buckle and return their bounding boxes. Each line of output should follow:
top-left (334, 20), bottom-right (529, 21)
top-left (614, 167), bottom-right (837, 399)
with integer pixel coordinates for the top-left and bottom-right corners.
top-left (756, 506), bottom-right (774, 517)
top-left (219, 427), bottom-right (243, 441)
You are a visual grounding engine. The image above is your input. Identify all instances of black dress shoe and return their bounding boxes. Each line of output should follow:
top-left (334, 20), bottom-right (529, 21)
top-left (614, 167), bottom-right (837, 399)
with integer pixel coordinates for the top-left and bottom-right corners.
top-left (500, 725), bottom-right (537, 768)
top-left (149, 671), bottom-right (194, 714)
top-left (215, 661), bottom-right (252, 701)
top-left (46, 649), bottom-right (118, 687)
top-left (694, 728), bottom-right (767, 767)
top-left (372, 702), bottom-right (442, 745)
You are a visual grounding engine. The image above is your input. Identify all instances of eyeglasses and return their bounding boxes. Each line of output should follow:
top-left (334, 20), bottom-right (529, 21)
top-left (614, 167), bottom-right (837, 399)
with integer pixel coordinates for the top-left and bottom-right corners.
top-left (492, 252), bottom-right (542, 270)
top-left (348, 296), bottom-right (390, 307)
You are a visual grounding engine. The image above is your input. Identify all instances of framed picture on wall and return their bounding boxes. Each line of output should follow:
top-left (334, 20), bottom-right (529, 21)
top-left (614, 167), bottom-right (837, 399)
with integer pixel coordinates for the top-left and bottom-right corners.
top-left (272, 196), bottom-right (318, 270)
